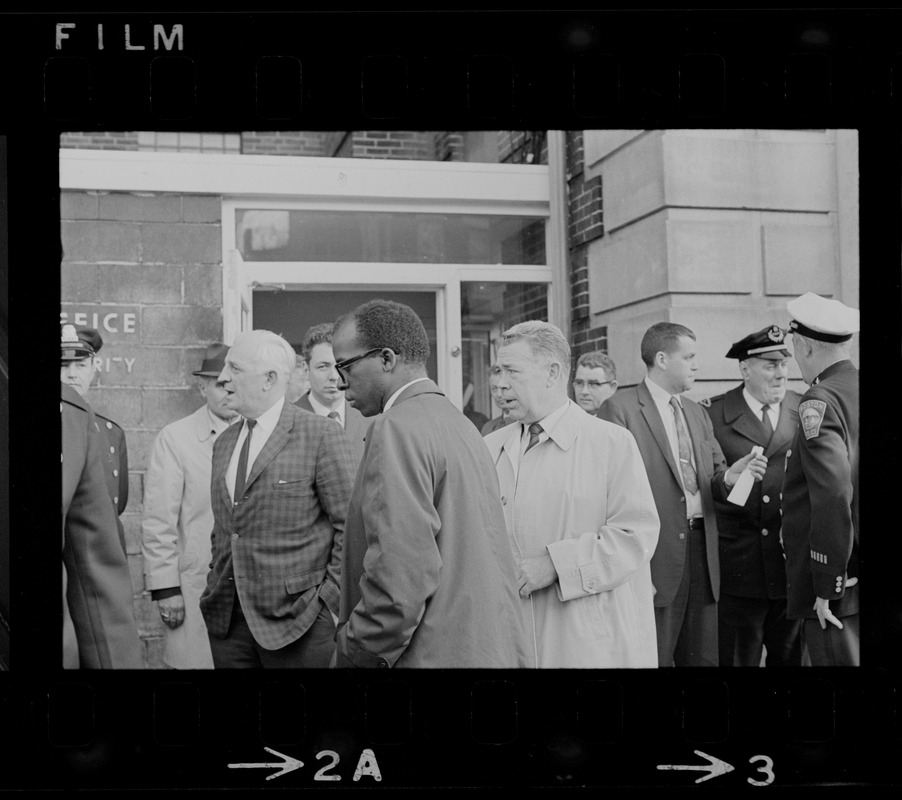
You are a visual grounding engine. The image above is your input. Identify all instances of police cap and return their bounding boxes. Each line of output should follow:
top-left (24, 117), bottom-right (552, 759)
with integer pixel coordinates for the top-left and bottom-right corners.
top-left (60, 323), bottom-right (103, 362)
top-left (725, 325), bottom-right (790, 360)
top-left (787, 292), bottom-right (860, 343)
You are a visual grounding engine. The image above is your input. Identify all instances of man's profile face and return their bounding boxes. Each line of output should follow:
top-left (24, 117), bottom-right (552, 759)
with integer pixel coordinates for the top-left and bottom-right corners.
top-left (659, 335), bottom-right (698, 394)
top-left (741, 357), bottom-right (789, 405)
top-left (307, 342), bottom-right (342, 408)
top-left (218, 337), bottom-right (271, 418)
top-left (201, 377), bottom-right (239, 422)
top-left (494, 340), bottom-right (555, 425)
top-left (60, 357), bottom-right (96, 397)
top-left (572, 365), bottom-right (616, 414)
top-left (331, 321), bottom-right (386, 418)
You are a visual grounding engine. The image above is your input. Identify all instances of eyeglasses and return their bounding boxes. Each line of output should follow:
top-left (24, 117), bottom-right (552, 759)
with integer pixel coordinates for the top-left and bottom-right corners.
top-left (572, 380), bottom-right (615, 390)
top-left (334, 348), bottom-right (390, 380)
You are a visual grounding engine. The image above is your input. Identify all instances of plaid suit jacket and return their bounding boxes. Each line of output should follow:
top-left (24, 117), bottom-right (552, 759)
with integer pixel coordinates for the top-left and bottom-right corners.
top-left (200, 398), bottom-right (355, 651)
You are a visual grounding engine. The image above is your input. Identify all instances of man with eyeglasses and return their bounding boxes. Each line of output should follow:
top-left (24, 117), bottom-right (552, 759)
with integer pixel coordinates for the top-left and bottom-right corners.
top-left (293, 322), bottom-right (368, 468)
top-left (330, 299), bottom-right (529, 668)
top-left (572, 351), bottom-right (618, 415)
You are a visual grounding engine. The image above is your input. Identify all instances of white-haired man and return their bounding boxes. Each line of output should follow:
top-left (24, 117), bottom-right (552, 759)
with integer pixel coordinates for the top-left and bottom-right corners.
top-left (199, 330), bottom-right (355, 668)
top-left (483, 320), bottom-right (661, 668)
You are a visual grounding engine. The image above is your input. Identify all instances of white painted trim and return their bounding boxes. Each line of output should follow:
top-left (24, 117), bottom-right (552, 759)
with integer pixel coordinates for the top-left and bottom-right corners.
top-left (59, 149), bottom-right (551, 207)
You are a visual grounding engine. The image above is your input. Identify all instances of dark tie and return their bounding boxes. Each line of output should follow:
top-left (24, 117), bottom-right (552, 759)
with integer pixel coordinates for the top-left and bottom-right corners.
top-left (669, 397), bottom-right (698, 494)
top-left (524, 422), bottom-right (543, 453)
top-left (327, 411), bottom-right (341, 426)
top-left (761, 404), bottom-right (774, 441)
top-left (233, 419), bottom-right (257, 503)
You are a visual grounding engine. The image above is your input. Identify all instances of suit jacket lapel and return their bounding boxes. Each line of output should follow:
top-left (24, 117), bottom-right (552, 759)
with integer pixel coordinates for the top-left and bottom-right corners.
top-left (243, 402), bottom-right (294, 493)
top-left (638, 381), bottom-right (683, 488)
top-left (215, 421), bottom-right (241, 511)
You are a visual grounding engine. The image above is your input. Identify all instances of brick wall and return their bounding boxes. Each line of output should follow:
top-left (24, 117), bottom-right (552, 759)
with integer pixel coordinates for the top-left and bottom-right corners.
top-left (434, 131), bottom-right (465, 161)
top-left (351, 130), bottom-right (435, 160)
top-left (60, 189), bottom-right (224, 668)
top-left (242, 131), bottom-right (343, 157)
top-left (60, 132), bottom-right (140, 150)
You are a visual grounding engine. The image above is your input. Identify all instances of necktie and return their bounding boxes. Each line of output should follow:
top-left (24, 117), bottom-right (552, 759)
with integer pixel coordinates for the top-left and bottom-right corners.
top-left (669, 397), bottom-right (698, 494)
top-left (761, 404), bottom-right (774, 441)
top-left (524, 422), bottom-right (543, 453)
top-left (233, 419), bottom-right (257, 503)
top-left (327, 411), bottom-right (341, 425)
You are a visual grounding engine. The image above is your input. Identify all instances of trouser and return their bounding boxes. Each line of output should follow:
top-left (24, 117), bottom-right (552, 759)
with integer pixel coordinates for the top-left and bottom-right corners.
top-left (718, 594), bottom-right (803, 667)
top-left (655, 523), bottom-right (718, 667)
top-left (209, 596), bottom-right (336, 669)
top-left (801, 613), bottom-right (860, 667)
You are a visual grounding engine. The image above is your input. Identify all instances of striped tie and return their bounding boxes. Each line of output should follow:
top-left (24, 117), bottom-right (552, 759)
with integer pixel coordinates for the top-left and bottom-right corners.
top-left (525, 422), bottom-right (543, 453)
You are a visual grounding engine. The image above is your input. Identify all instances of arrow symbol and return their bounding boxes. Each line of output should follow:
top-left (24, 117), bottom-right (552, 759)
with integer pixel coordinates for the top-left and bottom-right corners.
top-left (657, 750), bottom-right (734, 783)
top-left (228, 747), bottom-right (304, 781)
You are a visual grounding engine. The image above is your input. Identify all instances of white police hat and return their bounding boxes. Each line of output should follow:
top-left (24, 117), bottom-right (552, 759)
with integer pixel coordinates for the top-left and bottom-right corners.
top-left (787, 292), bottom-right (860, 343)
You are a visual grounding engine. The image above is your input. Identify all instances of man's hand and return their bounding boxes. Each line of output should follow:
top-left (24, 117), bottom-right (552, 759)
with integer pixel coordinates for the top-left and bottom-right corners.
top-left (813, 597), bottom-right (843, 630)
top-left (516, 554), bottom-right (557, 599)
top-left (725, 451), bottom-right (768, 487)
top-left (158, 593), bottom-right (186, 629)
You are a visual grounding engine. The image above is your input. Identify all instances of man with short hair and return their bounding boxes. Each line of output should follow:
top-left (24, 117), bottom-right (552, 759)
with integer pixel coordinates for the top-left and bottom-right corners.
top-left (781, 292), bottom-right (860, 667)
top-left (199, 330), bottom-right (355, 668)
top-left (484, 321), bottom-right (660, 667)
top-left (481, 364), bottom-right (515, 435)
top-left (599, 322), bottom-right (767, 666)
top-left (572, 350), bottom-right (618, 415)
top-left (331, 299), bottom-right (529, 668)
top-left (703, 325), bottom-right (802, 667)
top-left (294, 322), bottom-right (368, 466)
top-left (60, 323), bottom-right (128, 554)
top-left (141, 343), bottom-right (239, 669)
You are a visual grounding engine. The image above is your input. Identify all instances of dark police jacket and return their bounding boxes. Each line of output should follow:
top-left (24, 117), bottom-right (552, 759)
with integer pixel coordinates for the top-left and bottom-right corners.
top-left (780, 361), bottom-right (859, 620)
top-left (703, 385), bottom-right (800, 600)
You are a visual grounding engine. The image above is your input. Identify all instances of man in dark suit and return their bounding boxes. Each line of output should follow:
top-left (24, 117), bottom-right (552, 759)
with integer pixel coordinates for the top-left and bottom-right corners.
top-left (782, 292), bottom-right (860, 666)
top-left (293, 322), bottom-right (368, 467)
top-left (331, 299), bottom-right (529, 668)
top-left (199, 329), bottom-right (355, 668)
top-left (60, 323), bottom-right (129, 554)
top-left (703, 325), bottom-right (802, 667)
top-left (62, 382), bottom-right (144, 669)
top-left (598, 322), bottom-right (766, 666)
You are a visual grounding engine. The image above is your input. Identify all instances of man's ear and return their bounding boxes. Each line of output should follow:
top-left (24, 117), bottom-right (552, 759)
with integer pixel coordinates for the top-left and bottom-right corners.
top-left (381, 348), bottom-right (399, 371)
top-left (547, 361), bottom-right (562, 385)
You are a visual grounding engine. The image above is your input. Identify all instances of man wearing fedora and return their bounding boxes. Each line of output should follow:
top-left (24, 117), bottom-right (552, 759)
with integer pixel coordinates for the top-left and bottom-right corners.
top-left (702, 325), bottom-right (803, 667)
top-left (141, 344), bottom-right (239, 669)
top-left (60, 323), bottom-right (129, 554)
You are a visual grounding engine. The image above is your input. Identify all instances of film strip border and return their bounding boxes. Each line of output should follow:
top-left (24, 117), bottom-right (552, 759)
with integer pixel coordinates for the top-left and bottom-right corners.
top-left (8, 11), bottom-right (902, 126)
top-left (1, 670), bottom-right (900, 788)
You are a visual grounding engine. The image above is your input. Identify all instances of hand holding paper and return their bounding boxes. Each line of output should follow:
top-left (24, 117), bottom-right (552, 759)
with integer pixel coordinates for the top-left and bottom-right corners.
top-left (727, 446), bottom-right (766, 506)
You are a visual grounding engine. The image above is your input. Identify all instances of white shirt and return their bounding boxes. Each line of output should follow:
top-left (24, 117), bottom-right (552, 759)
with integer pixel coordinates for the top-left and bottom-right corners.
top-left (742, 387), bottom-right (779, 431)
top-left (308, 392), bottom-right (345, 427)
top-left (519, 399), bottom-right (569, 459)
top-left (383, 377), bottom-right (431, 412)
top-left (226, 395), bottom-right (285, 503)
top-left (644, 377), bottom-right (702, 519)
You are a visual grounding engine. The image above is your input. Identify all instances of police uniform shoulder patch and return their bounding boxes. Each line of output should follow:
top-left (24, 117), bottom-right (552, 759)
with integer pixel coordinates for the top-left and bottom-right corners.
top-left (799, 399), bottom-right (828, 439)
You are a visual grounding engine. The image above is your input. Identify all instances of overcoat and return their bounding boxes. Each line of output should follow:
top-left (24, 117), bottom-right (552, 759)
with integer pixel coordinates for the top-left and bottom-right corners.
top-left (781, 361), bottom-right (859, 620)
top-left (484, 402), bottom-right (660, 668)
top-left (598, 381), bottom-right (730, 606)
top-left (704, 385), bottom-right (801, 599)
top-left (335, 380), bottom-right (530, 668)
top-left (200, 400), bottom-right (355, 651)
top-left (62, 383), bottom-right (143, 669)
top-left (142, 405), bottom-right (229, 669)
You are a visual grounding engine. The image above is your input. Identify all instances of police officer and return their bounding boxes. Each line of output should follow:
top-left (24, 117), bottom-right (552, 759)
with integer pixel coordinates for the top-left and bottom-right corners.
top-left (781, 292), bottom-right (860, 666)
top-left (60, 323), bottom-right (129, 554)
top-left (703, 325), bottom-right (802, 666)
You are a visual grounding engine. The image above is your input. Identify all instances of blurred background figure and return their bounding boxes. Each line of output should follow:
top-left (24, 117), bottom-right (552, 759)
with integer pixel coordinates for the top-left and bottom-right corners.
top-left (60, 323), bottom-right (129, 554)
top-left (572, 351), bottom-right (618, 415)
top-left (481, 364), bottom-right (515, 435)
top-left (286, 351), bottom-right (309, 404)
top-left (141, 343), bottom-right (238, 669)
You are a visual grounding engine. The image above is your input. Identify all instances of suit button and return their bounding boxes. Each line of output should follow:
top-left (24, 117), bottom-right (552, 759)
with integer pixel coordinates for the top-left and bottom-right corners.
top-left (679, 497), bottom-right (685, 503)
top-left (678, 533), bottom-right (685, 540)
top-left (761, 528), bottom-right (769, 536)
top-left (113, 469), bottom-right (119, 477)
top-left (501, 496), bottom-right (507, 505)
top-left (232, 534), bottom-right (239, 540)
top-left (762, 495), bottom-right (770, 504)
top-left (378, 661), bottom-right (388, 668)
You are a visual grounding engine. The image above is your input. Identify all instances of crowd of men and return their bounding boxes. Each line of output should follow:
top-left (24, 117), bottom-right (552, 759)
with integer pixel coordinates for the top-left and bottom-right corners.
top-left (60, 291), bottom-right (860, 669)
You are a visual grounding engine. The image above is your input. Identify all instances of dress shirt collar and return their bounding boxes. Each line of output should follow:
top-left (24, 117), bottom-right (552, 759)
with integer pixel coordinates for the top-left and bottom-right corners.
top-left (645, 375), bottom-right (681, 412)
top-left (521, 398), bottom-right (570, 446)
top-left (243, 395), bottom-right (284, 439)
top-left (383, 377), bottom-right (430, 412)
top-left (741, 387), bottom-right (780, 418)
top-left (308, 392), bottom-right (345, 424)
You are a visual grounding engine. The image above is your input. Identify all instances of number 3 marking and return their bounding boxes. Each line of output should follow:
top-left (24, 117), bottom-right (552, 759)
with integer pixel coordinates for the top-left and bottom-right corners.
top-left (748, 754), bottom-right (775, 786)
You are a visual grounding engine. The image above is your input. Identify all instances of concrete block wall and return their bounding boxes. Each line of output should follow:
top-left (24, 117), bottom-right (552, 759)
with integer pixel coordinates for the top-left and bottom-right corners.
top-left (60, 189), bottom-right (224, 667)
top-left (582, 129), bottom-right (858, 398)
